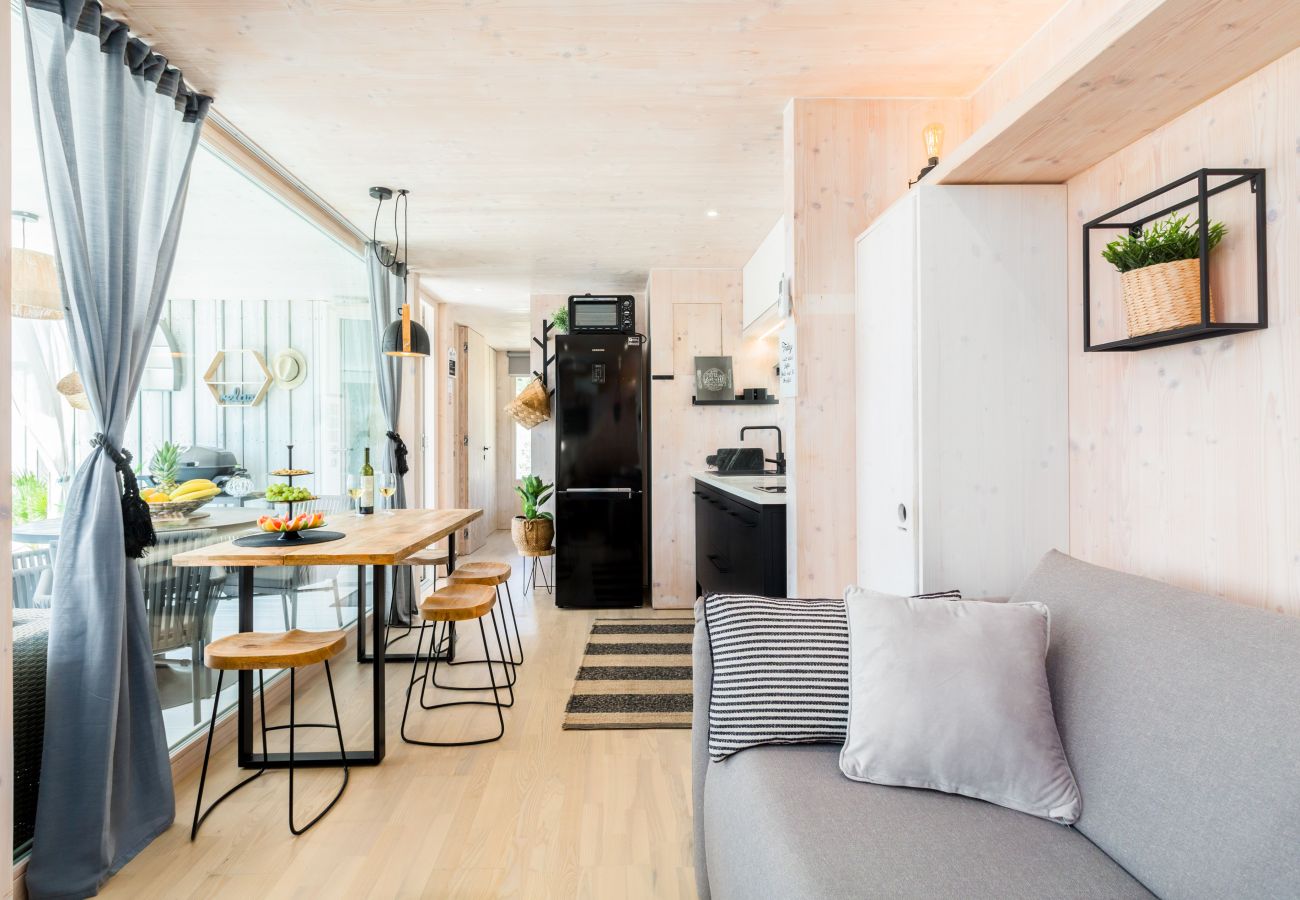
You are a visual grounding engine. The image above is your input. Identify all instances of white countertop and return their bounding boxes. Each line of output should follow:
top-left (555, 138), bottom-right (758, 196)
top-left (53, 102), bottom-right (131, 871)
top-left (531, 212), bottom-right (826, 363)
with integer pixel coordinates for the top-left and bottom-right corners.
top-left (693, 471), bottom-right (787, 506)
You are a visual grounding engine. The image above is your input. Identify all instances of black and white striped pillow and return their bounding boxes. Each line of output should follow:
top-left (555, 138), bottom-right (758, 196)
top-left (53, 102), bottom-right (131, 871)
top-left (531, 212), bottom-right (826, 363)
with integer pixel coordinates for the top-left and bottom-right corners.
top-left (704, 590), bottom-right (962, 761)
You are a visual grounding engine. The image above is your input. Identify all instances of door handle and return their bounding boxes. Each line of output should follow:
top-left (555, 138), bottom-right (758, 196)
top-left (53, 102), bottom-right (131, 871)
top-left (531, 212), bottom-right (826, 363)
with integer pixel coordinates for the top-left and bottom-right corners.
top-left (707, 554), bottom-right (731, 574)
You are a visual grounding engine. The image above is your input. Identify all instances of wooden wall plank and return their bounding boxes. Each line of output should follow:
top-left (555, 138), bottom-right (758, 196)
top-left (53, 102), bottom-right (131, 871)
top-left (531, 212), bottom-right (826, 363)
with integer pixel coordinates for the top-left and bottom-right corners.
top-left (783, 97), bottom-right (970, 598)
top-left (647, 268), bottom-right (780, 608)
top-left (1066, 47), bottom-right (1300, 617)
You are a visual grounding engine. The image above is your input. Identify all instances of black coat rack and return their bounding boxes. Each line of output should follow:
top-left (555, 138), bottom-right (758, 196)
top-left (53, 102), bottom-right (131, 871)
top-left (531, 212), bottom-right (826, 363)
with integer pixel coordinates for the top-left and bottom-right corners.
top-left (532, 318), bottom-right (557, 397)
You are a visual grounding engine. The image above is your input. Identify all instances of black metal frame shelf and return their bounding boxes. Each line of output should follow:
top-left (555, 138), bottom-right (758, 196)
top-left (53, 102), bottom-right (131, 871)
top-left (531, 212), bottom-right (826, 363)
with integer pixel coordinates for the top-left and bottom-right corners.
top-left (1082, 168), bottom-right (1267, 352)
top-left (692, 397), bottom-right (779, 406)
top-left (531, 319), bottom-right (558, 397)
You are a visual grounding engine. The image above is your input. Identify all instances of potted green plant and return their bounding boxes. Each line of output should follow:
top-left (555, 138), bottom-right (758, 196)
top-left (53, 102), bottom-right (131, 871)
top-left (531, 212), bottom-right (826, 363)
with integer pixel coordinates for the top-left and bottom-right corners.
top-left (550, 307), bottom-right (569, 334)
top-left (1102, 213), bottom-right (1226, 337)
top-left (512, 474), bottom-right (555, 553)
top-left (12, 471), bottom-right (48, 524)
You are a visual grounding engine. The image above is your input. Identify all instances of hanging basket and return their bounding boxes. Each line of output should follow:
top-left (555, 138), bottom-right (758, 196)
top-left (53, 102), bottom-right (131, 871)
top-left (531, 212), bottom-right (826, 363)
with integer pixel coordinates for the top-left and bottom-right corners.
top-left (512, 516), bottom-right (554, 553)
top-left (505, 376), bottom-right (551, 429)
top-left (1120, 258), bottom-right (1214, 337)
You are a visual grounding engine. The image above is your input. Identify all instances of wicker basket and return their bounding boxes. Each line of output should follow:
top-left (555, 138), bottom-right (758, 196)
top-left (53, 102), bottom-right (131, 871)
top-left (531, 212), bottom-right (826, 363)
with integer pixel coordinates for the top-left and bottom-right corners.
top-left (512, 516), bottom-right (554, 553)
top-left (505, 376), bottom-right (551, 429)
top-left (1120, 258), bottom-right (1214, 337)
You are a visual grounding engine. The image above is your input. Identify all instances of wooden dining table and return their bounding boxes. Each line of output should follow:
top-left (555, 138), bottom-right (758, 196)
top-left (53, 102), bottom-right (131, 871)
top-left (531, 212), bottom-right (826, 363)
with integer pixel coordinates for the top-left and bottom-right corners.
top-left (173, 507), bottom-right (482, 769)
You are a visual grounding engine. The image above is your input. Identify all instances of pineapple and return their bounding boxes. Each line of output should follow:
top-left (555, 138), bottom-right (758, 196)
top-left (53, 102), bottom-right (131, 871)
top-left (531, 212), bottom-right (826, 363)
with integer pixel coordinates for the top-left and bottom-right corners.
top-left (149, 441), bottom-right (182, 495)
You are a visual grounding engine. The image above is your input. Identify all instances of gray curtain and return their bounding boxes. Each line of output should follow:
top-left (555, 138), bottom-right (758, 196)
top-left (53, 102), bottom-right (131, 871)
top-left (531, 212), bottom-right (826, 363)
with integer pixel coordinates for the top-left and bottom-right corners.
top-left (367, 241), bottom-right (415, 624)
top-left (22, 2), bottom-right (211, 897)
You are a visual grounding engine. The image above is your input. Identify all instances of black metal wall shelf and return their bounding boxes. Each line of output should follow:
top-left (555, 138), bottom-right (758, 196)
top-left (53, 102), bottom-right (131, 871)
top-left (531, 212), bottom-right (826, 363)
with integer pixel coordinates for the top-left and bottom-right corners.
top-left (692, 397), bottom-right (779, 406)
top-left (1082, 168), bottom-right (1267, 352)
top-left (531, 318), bottom-right (558, 397)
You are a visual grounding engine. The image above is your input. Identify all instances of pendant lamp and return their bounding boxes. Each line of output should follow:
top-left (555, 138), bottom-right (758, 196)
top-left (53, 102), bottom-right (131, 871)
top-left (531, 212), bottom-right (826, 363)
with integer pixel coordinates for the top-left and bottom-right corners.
top-left (11, 211), bottom-right (63, 320)
top-left (371, 187), bottom-right (430, 358)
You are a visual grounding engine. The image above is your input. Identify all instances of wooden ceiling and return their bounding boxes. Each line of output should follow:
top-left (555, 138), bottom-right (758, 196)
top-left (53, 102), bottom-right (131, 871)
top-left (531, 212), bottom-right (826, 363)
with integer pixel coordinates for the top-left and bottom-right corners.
top-left (107, 0), bottom-right (1065, 315)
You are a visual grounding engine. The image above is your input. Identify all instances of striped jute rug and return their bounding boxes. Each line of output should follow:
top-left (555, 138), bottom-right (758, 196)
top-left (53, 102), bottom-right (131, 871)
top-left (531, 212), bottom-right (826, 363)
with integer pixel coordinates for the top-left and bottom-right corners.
top-left (563, 616), bottom-right (696, 730)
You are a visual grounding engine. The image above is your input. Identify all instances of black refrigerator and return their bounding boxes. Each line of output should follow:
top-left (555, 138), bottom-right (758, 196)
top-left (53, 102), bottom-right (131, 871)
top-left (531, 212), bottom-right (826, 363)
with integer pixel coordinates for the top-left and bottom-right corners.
top-left (554, 333), bottom-right (648, 608)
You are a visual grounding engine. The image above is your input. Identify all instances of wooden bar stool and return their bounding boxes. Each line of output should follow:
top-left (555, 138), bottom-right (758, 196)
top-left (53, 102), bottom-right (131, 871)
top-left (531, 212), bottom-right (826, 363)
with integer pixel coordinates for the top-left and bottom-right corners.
top-left (191, 629), bottom-right (350, 839)
top-left (520, 547), bottom-right (554, 595)
top-left (385, 545), bottom-right (452, 648)
top-left (448, 561), bottom-right (523, 666)
top-left (401, 584), bottom-right (511, 747)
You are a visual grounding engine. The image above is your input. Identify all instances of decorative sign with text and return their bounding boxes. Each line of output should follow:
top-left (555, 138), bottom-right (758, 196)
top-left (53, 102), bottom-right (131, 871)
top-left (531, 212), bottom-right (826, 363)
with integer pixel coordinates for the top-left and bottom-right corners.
top-left (778, 322), bottom-right (797, 398)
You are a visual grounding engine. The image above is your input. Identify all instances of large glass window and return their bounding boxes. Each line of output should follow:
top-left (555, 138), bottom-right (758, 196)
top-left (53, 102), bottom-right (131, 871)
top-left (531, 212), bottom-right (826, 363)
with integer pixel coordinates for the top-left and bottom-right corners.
top-left (9, 7), bottom-right (379, 860)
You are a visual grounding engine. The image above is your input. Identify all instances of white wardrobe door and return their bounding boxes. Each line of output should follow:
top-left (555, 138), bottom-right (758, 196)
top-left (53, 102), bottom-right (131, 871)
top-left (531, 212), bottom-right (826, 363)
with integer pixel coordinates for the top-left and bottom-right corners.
top-left (854, 195), bottom-right (919, 595)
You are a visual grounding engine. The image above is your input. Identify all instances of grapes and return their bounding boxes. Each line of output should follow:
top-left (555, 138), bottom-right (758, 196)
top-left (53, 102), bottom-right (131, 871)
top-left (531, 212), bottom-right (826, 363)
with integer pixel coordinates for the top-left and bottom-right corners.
top-left (266, 483), bottom-right (313, 502)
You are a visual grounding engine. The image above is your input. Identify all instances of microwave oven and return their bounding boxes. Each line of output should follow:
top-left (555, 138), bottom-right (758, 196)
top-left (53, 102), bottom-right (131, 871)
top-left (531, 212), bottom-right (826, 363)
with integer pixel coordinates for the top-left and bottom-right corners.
top-left (568, 294), bottom-right (635, 335)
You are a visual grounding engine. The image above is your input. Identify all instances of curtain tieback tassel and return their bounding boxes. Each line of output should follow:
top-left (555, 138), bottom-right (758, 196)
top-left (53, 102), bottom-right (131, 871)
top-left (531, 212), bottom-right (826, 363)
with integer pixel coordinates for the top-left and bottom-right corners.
top-left (91, 433), bottom-right (157, 559)
top-left (386, 430), bottom-right (410, 477)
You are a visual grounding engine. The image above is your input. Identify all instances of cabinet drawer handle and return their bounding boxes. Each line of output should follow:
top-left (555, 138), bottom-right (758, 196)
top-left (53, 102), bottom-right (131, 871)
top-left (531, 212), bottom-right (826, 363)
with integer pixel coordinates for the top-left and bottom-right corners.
top-left (706, 553), bottom-right (732, 574)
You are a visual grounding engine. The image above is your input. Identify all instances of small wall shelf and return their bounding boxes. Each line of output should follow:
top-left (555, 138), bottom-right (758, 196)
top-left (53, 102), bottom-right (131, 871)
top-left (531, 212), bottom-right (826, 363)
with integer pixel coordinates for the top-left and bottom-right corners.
top-left (692, 397), bottom-right (779, 406)
top-left (1082, 168), bottom-right (1267, 353)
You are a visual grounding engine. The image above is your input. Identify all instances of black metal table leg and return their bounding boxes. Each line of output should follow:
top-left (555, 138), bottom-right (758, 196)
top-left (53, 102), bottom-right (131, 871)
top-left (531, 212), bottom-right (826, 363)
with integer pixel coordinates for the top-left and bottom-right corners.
top-left (237, 568), bottom-right (254, 766)
top-left (358, 532), bottom-right (459, 665)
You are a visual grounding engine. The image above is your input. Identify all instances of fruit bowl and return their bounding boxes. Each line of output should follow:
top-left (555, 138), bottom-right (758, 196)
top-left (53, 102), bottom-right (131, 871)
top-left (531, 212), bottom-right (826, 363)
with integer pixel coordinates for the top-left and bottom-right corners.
top-left (147, 497), bottom-right (216, 520)
top-left (258, 512), bottom-right (327, 535)
top-left (143, 479), bottom-right (223, 520)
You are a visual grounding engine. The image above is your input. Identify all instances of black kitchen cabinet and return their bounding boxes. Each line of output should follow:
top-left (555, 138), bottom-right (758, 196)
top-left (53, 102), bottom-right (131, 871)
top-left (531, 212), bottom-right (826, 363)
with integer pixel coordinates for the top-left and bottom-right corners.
top-left (694, 480), bottom-right (786, 597)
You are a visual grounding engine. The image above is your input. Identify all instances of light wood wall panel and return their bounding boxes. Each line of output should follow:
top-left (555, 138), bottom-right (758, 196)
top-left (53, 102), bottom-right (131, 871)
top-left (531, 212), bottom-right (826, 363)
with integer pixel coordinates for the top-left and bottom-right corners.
top-left (647, 268), bottom-right (780, 608)
top-left (1067, 47), bottom-right (1300, 617)
top-left (969, 0), bottom-right (1127, 133)
top-left (783, 97), bottom-right (970, 597)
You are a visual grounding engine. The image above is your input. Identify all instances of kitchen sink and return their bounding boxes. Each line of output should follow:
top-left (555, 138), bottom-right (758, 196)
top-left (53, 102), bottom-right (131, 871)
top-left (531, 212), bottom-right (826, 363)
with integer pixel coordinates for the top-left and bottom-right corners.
top-left (709, 470), bottom-right (781, 477)
top-left (754, 485), bottom-right (787, 494)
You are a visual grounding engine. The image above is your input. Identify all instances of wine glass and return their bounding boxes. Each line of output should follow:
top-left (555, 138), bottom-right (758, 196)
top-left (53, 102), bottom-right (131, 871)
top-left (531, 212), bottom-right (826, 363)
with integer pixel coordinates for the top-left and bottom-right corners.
top-left (346, 474), bottom-right (363, 516)
top-left (379, 473), bottom-right (397, 514)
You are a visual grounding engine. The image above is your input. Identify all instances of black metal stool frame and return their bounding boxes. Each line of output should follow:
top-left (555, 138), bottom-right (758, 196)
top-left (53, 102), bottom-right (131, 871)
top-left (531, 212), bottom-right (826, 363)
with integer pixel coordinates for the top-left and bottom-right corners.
top-left (191, 661), bottom-right (349, 840)
top-left (447, 580), bottom-right (523, 668)
top-left (431, 606), bottom-right (518, 698)
top-left (400, 615), bottom-right (507, 747)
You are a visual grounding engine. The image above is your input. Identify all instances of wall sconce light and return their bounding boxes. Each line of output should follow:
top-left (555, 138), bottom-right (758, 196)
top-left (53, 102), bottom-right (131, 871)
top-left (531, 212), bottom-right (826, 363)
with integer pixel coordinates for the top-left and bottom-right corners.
top-left (910, 123), bottom-right (945, 187)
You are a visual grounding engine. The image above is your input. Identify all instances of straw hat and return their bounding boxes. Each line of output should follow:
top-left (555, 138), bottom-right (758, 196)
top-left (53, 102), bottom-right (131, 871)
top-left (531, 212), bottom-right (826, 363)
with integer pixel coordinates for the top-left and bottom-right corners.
top-left (56, 372), bottom-right (89, 411)
top-left (271, 348), bottom-right (308, 389)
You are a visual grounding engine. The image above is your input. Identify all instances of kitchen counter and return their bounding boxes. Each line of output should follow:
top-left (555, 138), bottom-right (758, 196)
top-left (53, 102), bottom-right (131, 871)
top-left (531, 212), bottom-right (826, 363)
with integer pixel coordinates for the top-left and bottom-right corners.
top-left (693, 471), bottom-right (787, 506)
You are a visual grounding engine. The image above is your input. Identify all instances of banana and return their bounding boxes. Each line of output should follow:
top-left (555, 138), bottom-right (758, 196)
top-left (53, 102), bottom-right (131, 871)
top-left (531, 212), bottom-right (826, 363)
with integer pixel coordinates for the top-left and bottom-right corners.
top-left (178, 478), bottom-right (216, 491)
top-left (170, 485), bottom-right (221, 501)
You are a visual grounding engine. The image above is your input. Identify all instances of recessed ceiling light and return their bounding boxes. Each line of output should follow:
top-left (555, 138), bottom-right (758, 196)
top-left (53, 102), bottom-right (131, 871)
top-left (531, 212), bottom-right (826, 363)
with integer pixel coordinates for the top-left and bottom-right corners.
top-left (706, 209), bottom-right (719, 218)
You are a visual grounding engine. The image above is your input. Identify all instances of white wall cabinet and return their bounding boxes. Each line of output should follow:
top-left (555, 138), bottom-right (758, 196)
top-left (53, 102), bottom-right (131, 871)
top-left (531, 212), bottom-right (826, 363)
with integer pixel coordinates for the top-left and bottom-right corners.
top-left (854, 185), bottom-right (1068, 598)
top-left (742, 218), bottom-right (784, 331)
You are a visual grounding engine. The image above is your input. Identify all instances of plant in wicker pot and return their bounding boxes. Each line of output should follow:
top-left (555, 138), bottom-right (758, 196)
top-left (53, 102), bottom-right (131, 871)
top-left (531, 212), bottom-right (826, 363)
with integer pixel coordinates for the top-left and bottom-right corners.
top-left (1102, 213), bottom-right (1226, 337)
top-left (512, 474), bottom-right (555, 553)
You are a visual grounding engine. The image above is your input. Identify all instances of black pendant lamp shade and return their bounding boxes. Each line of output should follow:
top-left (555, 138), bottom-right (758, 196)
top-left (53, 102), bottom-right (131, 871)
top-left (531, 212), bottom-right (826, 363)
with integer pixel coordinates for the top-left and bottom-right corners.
top-left (373, 187), bottom-right (430, 358)
top-left (382, 301), bottom-right (431, 357)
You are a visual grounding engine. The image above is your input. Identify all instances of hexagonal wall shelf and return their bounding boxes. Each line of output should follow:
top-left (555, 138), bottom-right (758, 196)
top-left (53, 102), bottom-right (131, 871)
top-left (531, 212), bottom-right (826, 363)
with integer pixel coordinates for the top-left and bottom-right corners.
top-left (203, 349), bottom-right (273, 407)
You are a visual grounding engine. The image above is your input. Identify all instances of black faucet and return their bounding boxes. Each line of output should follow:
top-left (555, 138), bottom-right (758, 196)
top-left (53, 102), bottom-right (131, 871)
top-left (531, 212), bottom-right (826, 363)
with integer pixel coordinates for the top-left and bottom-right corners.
top-left (740, 425), bottom-right (786, 476)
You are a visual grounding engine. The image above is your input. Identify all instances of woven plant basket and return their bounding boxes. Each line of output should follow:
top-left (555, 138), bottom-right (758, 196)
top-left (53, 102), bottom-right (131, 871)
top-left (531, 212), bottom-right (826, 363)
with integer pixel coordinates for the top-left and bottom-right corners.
top-left (1121, 258), bottom-right (1214, 337)
top-left (505, 376), bottom-right (551, 429)
top-left (512, 516), bottom-right (554, 553)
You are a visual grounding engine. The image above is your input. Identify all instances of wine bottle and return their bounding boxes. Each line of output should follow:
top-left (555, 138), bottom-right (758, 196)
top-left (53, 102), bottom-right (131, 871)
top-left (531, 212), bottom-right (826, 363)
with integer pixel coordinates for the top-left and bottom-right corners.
top-left (359, 447), bottom-right (375, 515)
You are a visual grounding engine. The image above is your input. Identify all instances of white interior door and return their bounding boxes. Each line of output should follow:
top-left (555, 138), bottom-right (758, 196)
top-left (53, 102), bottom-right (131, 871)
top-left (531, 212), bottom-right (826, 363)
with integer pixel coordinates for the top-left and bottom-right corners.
top-left (466, 328), bottom-right (495, 550)
top-left (855, 195), bottom-right (918, 595)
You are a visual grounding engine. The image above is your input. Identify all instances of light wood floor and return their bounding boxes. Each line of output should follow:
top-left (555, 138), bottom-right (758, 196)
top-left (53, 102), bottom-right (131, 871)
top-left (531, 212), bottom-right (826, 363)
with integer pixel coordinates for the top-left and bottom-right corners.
top-left (102, 530), bottom-right (696, 899)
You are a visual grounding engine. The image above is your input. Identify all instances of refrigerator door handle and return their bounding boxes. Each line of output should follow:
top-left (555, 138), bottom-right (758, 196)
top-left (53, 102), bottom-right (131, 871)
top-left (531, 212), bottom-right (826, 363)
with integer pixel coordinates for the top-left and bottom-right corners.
top-left (557, 488), bottom-right (639, 494)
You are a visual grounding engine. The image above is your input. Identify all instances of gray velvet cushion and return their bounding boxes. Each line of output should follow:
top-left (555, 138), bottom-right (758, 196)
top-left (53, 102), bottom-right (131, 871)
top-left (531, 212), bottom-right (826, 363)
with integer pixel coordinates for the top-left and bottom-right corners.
top-left (1017, 551), bottom-right (1300, 900)
top-left (840, 588), bottom-right (1081, 824)
top-left (703, 743), bottom-right (1152, 900)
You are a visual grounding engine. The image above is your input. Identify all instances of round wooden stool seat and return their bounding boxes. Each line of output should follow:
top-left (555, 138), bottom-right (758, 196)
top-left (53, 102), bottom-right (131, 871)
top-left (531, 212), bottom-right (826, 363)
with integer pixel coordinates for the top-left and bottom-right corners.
top-left (405, 548), bottom-right (450, 567)
top-left (519, 547), bottom-right (554, 558)
top-left (419, 583), bottom-right (497, 622)
top-left (447, 560), bottom-right (512, 586)
top-left (204, 629), bottom-right (348, 671)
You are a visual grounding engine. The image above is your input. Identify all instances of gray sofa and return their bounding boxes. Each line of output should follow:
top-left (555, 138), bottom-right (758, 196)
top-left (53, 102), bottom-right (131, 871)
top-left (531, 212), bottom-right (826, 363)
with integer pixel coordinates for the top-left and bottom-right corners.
top-left (692, 551), bottom-right (1300, 899)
